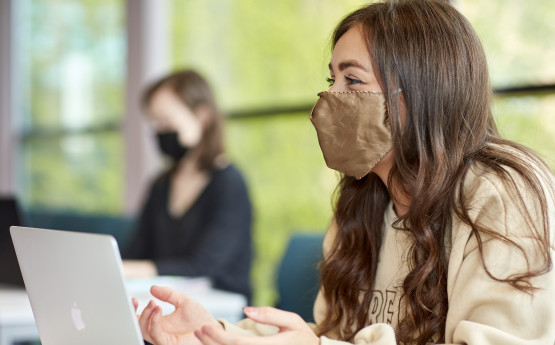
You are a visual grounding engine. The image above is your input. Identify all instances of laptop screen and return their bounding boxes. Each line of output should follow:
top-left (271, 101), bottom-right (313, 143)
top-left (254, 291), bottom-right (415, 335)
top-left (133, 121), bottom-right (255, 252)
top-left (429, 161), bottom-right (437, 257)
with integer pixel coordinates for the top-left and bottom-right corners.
top-left (11, 226), bottom-right (145, 345)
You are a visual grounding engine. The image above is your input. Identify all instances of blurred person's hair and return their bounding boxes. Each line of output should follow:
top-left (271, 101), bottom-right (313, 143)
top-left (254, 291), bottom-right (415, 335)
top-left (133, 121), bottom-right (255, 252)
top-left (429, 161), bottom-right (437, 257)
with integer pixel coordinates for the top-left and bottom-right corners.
top-left (142, 69), bottom-right (225, 171)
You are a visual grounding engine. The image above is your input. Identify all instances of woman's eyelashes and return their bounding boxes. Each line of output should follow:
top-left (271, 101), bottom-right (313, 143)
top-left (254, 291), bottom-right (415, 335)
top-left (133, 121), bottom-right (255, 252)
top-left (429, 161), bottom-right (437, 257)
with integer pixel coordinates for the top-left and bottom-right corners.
top-left (326, 76), bottom-right (364, 88)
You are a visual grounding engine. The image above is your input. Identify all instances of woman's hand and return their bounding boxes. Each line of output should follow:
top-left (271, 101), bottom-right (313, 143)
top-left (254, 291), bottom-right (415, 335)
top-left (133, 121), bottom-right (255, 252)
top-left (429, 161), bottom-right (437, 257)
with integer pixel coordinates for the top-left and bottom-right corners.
top-left (194, 306), bottom-right (320, 345)
top-left (137, 285), bottom-right (222, 345)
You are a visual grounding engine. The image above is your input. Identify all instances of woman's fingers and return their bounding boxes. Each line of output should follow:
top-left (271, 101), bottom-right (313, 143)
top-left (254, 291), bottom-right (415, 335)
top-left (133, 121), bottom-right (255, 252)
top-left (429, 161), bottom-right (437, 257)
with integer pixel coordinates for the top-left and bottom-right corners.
top-left (148, 305), bottom-right (168, 345)
top-left (150, 285), bottom-right (183, 307)
top-left (243, 306), bottom-right (304, 330)
top-left (132, 297), bottom-right (139, 311)
top-left (138, 300), bottom-right (157, 342)
top-left (132, 298), bottom-right (141, 321)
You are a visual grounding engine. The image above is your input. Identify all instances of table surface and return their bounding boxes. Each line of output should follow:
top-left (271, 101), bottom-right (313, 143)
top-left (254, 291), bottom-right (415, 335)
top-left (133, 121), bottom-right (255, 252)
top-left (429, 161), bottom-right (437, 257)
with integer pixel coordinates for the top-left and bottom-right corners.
top-left (0, 277), bottom-right (247, 345)
top-left (0, 287), bottom-right (35, 325)
top-left (126, 276), bottom-right (247, 320)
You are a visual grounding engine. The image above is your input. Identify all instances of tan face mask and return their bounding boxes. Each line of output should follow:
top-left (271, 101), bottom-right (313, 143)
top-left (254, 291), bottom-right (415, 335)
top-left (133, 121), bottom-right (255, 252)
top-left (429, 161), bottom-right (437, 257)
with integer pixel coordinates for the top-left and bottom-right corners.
top-left (310, 91), bottom-right (392, 179)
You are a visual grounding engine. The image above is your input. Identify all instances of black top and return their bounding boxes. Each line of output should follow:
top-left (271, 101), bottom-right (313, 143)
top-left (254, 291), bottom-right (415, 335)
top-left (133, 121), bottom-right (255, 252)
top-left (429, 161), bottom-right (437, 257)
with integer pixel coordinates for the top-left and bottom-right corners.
top-left (124, 164), bottom-right (253, 301)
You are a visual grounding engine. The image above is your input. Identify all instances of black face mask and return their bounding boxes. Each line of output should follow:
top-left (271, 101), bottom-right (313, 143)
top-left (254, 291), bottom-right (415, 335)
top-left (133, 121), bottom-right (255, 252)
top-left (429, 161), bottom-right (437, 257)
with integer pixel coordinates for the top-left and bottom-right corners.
top-left (156, 132), bottom-right (189, 160)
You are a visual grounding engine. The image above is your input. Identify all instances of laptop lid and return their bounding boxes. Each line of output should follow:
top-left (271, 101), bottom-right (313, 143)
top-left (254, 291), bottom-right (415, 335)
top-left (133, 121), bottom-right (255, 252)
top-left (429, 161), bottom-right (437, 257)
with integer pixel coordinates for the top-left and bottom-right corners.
top-left (10, 226), bottom-right (144, 345)
top-left (0, 197), bottom-right (24, 286)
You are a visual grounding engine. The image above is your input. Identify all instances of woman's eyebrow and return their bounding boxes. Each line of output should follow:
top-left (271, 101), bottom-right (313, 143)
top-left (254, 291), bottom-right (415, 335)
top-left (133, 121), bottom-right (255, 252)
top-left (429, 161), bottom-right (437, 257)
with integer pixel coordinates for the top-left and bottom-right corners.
top-left (328, 60), bottom-right (369, 72)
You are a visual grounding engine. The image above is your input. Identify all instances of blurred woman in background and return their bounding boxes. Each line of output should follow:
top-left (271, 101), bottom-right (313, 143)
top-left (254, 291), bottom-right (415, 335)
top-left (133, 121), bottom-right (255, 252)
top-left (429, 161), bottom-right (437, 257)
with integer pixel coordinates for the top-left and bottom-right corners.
top-left (123, 69), bottom-right (253, 302)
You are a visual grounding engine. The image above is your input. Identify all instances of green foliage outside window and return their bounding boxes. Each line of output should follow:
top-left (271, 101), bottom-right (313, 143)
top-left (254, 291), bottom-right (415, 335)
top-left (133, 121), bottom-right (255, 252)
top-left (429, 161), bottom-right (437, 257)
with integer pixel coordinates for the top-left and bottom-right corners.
top-left (17, 0), bottom-right (125, 212)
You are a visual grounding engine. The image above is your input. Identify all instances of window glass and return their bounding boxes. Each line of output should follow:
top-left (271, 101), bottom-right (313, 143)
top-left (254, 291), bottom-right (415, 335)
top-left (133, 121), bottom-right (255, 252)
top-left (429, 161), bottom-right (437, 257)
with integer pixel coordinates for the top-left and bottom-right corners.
top-left (458, 0), bottom-right (555, 87)
top-left (493, 94), bottom-right (555, 169)
top-left (16, 0), bottom-right (125, 212)
top-left (19, 132), bottom-right (124, 212)
top-left (170, 0), bottom-right (367, 110)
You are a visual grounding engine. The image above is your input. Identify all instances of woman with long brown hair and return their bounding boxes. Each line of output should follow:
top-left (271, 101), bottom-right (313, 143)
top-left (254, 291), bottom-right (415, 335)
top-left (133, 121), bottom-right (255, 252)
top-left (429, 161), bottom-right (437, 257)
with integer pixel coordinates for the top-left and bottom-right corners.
top-left (135, 1), bottom-right (555, 344)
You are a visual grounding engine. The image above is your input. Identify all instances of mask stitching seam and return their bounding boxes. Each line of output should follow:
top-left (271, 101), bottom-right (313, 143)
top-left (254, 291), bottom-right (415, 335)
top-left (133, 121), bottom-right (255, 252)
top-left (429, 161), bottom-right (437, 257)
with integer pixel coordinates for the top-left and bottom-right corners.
top-left (319, 90), bottom-right (383, 94)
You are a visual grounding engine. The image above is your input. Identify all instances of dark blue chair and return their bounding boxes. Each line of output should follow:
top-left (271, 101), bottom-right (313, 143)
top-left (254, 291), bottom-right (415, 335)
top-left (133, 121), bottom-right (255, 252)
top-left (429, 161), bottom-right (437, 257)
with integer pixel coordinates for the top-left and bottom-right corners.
top-left (23, 209), bottom-right (136, 251)
top-left (276, 232), bottom-right (324, 322)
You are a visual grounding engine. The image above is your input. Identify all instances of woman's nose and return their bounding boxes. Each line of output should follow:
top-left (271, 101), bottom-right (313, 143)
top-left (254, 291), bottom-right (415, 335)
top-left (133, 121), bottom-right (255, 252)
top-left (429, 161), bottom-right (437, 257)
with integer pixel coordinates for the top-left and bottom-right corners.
top-left (328, 79), bottom-right (345, 93)
top-left (328, 82), bottom-right (339, 93)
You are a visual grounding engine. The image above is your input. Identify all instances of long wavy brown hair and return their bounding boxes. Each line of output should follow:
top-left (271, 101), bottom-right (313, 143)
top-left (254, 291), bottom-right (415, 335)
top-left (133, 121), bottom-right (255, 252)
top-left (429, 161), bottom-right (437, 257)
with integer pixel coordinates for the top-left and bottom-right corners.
top-left (317, 1), bottom-right (553, 344)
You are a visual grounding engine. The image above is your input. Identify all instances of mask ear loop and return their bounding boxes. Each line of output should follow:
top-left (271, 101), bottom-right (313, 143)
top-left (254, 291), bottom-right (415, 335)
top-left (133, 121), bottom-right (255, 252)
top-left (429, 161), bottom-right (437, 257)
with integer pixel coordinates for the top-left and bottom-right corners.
top-left (387, 88), bottom-right (403, 135)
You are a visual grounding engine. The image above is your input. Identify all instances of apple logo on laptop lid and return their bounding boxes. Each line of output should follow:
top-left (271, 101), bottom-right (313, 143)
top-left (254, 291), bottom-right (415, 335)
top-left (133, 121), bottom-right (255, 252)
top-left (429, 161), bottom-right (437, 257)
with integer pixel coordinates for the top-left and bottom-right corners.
top-left (71, 301), bottom-right (86, 331)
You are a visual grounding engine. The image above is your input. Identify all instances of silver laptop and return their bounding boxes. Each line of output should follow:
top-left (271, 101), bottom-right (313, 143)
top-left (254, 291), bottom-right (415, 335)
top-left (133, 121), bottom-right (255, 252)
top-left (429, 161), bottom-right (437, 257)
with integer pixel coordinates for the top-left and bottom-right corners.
top-left (10, 226), bottom-right (144, 345)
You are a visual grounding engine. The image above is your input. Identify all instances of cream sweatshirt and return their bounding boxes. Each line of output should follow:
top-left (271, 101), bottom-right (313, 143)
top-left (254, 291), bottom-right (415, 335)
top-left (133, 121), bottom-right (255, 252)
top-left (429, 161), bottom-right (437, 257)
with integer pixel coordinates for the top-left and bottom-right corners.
top-left (221, 158), bottom-right (555, 344)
